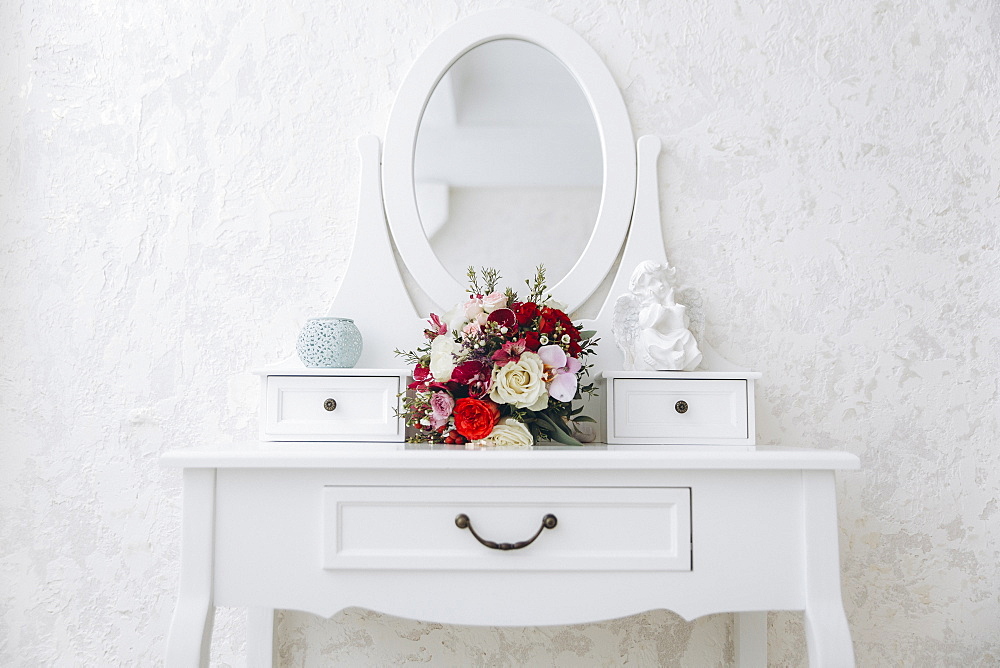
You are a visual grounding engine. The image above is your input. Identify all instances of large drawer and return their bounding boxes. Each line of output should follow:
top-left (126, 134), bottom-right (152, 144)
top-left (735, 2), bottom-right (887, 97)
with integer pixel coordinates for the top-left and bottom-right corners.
top-left (322, 486), bottom-right (692, 571)
top-left (607, 375), bottom-right (755, 445)
top-left (262, 374), bottom-right (403, 441)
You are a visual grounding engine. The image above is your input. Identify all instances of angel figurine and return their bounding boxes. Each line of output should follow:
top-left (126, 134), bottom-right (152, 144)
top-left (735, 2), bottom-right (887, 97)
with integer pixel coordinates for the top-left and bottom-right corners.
top-left (612, 260), bottom-right (703, 371)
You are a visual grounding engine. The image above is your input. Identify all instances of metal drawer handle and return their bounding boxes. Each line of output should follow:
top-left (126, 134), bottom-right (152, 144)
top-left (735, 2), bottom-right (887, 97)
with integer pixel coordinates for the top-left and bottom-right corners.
top-left (323, 398), bottom-right (337, 411)
top-left (675, 400), bottom-right (688, 414)
top-left (454, 513), bottom-right (557, 551)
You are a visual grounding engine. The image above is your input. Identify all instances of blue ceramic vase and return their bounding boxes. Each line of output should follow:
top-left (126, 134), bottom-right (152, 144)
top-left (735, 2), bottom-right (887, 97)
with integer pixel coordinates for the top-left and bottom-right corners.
top-left (296, 317), bottom-right (363, 368)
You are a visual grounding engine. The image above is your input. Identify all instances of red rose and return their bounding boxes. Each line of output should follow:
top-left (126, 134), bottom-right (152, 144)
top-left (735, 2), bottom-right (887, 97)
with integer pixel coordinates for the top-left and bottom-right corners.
top-left (453, 398), bottom-right (501, 440)
top-left (511, 302), bottom-right (540, 326)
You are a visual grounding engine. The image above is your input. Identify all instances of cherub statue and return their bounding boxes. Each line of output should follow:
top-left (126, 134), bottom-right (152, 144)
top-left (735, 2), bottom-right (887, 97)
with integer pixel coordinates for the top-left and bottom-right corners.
top-left (612, 260), bottom-right (703, 371)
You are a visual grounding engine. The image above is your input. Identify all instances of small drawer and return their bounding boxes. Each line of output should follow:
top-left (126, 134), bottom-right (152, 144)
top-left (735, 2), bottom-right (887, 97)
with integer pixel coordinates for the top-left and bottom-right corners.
top-left (608, 376), bottom-right (754, 445)
top-left (263, 375), bottom-right (403, 441)
top-left (323, 486), bottom-right (691, 572)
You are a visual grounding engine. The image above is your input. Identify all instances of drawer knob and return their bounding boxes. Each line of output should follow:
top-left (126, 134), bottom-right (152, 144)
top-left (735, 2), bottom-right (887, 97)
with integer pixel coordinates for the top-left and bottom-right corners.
top-left (323, 398), bottom-right (337, 412)
top-left (675, 400), bottom-right (688, 414)
top-left (454, 513), bottom-right (557, 551)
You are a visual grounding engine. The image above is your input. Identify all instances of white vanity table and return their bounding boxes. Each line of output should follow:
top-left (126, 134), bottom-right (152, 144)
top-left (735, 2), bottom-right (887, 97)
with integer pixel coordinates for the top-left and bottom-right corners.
top-left (164, 443), bottom-right (858, 667)
top-left (164, 9), bottom-right (859, 666)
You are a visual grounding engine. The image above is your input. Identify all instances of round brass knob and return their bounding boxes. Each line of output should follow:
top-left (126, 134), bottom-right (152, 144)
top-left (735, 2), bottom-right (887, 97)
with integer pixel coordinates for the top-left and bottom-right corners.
top-left (675, 400), bottom-right (688, 414)
top-left (323, 398), bottom-right (337, 412)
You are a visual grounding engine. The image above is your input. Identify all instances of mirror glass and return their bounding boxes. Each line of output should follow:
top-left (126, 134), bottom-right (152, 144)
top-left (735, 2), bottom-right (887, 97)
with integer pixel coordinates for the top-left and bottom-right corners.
top-left (414, 39), bottom-right (602, 288)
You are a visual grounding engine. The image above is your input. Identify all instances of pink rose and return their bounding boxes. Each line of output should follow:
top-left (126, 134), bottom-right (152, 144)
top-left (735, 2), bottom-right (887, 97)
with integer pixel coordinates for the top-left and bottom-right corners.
top-left (481, 291), bottom-right (508, 313)
top-left (429, 391), bottom-right (455, 430)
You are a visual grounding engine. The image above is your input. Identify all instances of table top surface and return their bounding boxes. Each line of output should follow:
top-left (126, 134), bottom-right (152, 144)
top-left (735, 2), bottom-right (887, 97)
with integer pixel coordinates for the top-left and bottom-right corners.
top-left (161, 442), bottom-right (861, 471)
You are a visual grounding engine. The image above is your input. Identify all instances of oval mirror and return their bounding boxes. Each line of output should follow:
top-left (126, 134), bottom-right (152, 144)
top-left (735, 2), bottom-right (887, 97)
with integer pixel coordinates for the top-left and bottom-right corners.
top-left (414, 39), bottom-right (602, 288)
top-left (383, 9), bottom-right (635, 312)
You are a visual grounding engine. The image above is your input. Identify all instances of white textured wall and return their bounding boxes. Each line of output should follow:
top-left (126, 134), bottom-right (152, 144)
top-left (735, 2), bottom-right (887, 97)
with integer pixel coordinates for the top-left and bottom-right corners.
top-left (2, 0), bottom-right (998, 665)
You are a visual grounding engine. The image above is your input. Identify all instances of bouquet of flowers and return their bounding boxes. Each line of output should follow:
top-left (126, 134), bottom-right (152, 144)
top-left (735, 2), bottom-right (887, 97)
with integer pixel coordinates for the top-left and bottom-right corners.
top-left (396, 266), bottom-right (597, 447)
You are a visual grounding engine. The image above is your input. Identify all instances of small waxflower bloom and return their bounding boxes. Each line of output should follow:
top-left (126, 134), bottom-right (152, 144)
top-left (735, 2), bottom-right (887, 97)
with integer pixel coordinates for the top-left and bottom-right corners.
top-left (540, 335), bottom-right (549, 345)
top-left (561, 334), bottom-right (570, 344)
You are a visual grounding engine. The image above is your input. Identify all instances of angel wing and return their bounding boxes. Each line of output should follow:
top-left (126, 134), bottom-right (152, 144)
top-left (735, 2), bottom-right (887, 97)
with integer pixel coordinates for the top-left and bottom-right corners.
top-left (612, 294), bottom-right (642, 371)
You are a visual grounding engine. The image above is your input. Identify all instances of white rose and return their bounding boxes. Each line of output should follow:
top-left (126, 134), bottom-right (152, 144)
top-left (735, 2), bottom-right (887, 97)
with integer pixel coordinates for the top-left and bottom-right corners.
top-left (429, 335), bottom-right (457, 382)
top-left (475, 419), bottom-right (534, 449)
top-left (489, 351), bottom-right (548, 410)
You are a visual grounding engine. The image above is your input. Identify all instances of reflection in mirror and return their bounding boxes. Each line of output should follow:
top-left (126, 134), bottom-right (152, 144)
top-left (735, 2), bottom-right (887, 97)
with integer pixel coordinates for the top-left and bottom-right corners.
top-left (414, 39), bottom-right (602, 288)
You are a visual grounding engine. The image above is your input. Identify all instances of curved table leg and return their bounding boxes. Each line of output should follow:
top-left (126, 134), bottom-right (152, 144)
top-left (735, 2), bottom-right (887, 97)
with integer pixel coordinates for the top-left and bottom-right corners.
top-left (803, 471), bottom-right (855, 668)
top-left (166, 469), bottom-right (217, 668)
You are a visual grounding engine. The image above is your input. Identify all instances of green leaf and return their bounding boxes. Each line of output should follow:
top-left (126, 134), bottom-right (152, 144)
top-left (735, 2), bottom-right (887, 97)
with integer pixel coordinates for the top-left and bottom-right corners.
top-left (536, 412), bottom-right (583, 446)
top-left (578, 330), bottom-right (597, 340)
top-left (572, 415), bottom-right (597, 424)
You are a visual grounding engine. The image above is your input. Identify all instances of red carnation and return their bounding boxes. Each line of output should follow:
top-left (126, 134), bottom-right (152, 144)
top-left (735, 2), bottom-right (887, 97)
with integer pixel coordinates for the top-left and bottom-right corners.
top-left (453, 398), bottom-right (501, 440)
top-left (538, 307), bottom-right (581, 342)
top-left (511, 302), bottom-right (540, 326)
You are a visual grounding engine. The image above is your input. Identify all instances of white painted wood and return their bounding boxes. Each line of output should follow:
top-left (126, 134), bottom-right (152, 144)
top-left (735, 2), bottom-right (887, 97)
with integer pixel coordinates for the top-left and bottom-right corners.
top-left (211, 465), bottom-right (802, 624)
top-left (735, 611), bottom-right (768, 667)
top-left (263, 374), bottom-right (403, 441)
top-left (246, 608), bottom-right (276, 668)
top-left (161, 442), bottom-right (861, 471)
top-left (162, 447), bottom-right (857, 662)
top-left (603, 371), bottom-right (762, 381)
top-left (253, 366), bottom-right (411, 377)
top-left (606, 374), bottom-right (755, 445)
top-left (802, 471), bottom-right (856, 668)
top-left (327, 135), bottom-right (424, 368)
top-left (165, 468), bottom-right (216, 668)
top-left (382, 8), bottom-right (636, 312)
top-left (322, 486), bottom-right (690, 571)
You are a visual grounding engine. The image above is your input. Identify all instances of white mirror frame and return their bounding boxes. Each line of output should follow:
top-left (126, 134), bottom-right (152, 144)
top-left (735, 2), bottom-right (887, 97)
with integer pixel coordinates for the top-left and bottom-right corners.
top-left (383, 8), bottom-right (636, 313)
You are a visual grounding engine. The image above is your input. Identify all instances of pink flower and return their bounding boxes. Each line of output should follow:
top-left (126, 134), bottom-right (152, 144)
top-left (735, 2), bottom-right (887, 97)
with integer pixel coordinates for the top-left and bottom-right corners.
top-left (481, 291), bottom-right (508, 313)
top-left (492, 338), bottom-right (527, 366)
top-left (427, 313), bottom-right (447, 336)
top-left (464, 297), bottom-right (485, 320)
top-left (538, 344), bottom-right (582, 402)
top-left (429, 391), bottom-right (455, 429)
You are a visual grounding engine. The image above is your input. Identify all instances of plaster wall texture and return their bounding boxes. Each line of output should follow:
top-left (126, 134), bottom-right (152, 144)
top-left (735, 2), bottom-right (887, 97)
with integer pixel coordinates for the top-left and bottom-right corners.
top-left (1, 0), bottom-right (998, 666)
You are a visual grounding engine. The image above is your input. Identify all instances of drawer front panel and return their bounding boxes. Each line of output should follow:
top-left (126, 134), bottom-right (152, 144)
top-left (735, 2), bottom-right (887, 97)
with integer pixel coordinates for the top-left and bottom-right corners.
top-left (265, 375), bottom-right (401, 439)
top-left (612, 378), bottom-right (748, 441)
top-left (323, 486), bottom-right (691, 572)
